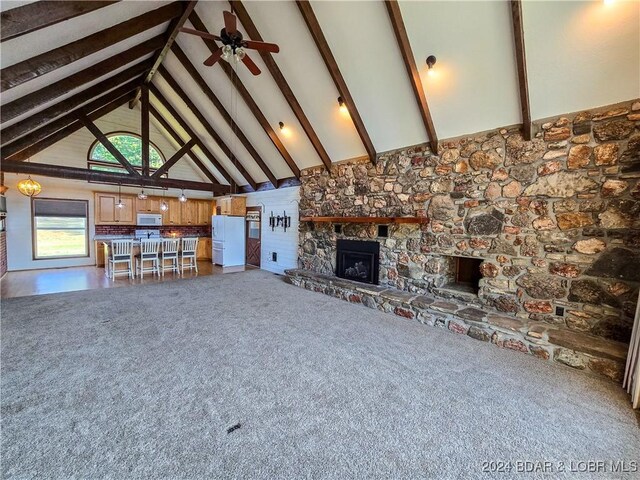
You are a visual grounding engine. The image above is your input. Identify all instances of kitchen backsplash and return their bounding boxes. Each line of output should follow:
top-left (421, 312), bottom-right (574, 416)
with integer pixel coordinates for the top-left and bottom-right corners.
top-left (95, 225), bottom-right (212, 237)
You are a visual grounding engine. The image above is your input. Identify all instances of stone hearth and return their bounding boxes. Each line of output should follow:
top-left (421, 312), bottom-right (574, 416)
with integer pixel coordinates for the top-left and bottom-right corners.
top-left (285, 269), bottom-right (628, 383)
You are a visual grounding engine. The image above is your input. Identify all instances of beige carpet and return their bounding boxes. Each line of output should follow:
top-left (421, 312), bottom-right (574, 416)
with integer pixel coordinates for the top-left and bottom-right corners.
top-left (2, 269), bottom-right (639, 479)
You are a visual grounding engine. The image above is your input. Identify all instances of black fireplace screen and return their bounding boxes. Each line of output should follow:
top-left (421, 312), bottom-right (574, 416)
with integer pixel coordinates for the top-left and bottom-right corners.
top-left (336, 239), bottom-right (380, 285)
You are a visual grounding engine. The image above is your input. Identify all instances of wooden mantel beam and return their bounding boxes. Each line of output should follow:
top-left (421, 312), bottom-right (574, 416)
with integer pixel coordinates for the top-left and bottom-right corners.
top-left (510, 0), bottom-right (532, 140)
top-left (295, 0), bottom-right (376, 163)
top-left (0, 161), bottom-right (231, 194)
top-left (0, 2), bottom-right (183, 92)
top-left (230, 0), bottom-right (333, 171)
top-left (189, 11), bottom-right (301, 179)
top-left (384, 0), bottom-right (438, 154)
top-left (1, 1), bottom-right (118, 42)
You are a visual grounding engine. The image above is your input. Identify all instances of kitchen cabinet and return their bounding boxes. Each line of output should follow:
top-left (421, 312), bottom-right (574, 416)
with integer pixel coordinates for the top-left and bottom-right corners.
top-left (197, 237), bottom-right (211, 260)
top-left (162, 198), bottom-right (182, 225)
top-left (136, 196), bottom-right (161, 213)
top-left (95, 193), bottom-right (135, 225)
top-left (181, 201), bottom-right (198, 225)
top-left (197, 200), bottom-right (213, 225)
top-left (216, 196), bottom-right (246, 216)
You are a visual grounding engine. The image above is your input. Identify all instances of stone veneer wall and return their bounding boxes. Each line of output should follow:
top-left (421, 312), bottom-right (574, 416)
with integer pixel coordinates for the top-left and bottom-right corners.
top-left (299, 100), bottom-right (640, 346)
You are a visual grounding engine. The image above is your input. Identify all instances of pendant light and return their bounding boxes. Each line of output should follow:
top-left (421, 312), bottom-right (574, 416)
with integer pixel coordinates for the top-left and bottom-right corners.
top-left (160, 189), bottom-right (168, 212)
top-left (116, 184), bottom-right (124, 209)
top-left (17, 158), bottom-right (42, 197)
top-left (178, 190), bottom-right (187, 203)
top-left (137, 188), bottom-right (148, 200)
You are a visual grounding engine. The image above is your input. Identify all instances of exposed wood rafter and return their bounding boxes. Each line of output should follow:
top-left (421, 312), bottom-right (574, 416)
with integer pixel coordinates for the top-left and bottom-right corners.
top-left (149, 104), bottom-right (219, 185)
top-left (170, 43), bottom-right (277, 187)
top-left (295, 0), bottom-right (376, 163)
top-left (2, 80), bottom-right (141, 161)
top-left (0, 161), bottom-right (230, 194)
top-left (78, 115), bottom-right (140, 176)
top-left (157, 65), bottom-right (258, 190)
top-left (189, 11), bottom-right (301, 179)
top-left (0, 2), bottom-right (183, 92)
top-left (148, 83), bottom-right (235, 189)
top-left (1, 59), bottom-right (153, 146)
top-left (1, 35), bottom-right (165, 124)
top-left (141, 85), bottom-right (150, 176)
top-left (230, 0), bottom-right (332, 171)
top-left (4, 93), bottom-right (136, 163)
top-left (385, 0), bottom-right (438, 154)
top-left (129, 1), bottom-right (198, 108)
top-left (151, 138), bottom-right (196, 178)
top-left (510, 0), bottom-right (532, 140)
top-left (0, 1), bottom-right (118, 42)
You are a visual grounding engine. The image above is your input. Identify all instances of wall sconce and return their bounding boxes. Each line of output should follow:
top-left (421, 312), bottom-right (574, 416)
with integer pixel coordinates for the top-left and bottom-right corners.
top-left (278, 121), bottom-right (291, 137)
top-left (426, 55), bottom-right (437, 76)
top-left (338, 96), bottom-right (348, 114)
top-left (269, 210), bottom-right (291, 232)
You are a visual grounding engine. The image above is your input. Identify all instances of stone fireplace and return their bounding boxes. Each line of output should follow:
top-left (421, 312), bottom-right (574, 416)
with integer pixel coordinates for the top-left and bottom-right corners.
top-left (336, 239), bottom-right (380, 285)
top-left (298, 99), bottom-right (640, 350)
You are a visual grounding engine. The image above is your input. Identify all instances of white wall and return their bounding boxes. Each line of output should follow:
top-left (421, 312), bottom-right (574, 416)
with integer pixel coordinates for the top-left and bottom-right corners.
top-left (245, 186), bottom-right (300, 275)
top-left (4, 176), bottom-right (97, 271)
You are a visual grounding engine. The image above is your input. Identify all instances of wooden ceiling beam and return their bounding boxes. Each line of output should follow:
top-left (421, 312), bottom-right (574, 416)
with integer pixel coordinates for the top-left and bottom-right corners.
top-left (2, 79), bottom-right (141, 160)
top-left (0, 1), bottom-right (183, 92)
top-left (0, 161), bottom-right (231, 194)
top-left (157, 64), bottom-right (258, 190)
top-left (141, 85), bottom-right (150, 176)
top-left (510, 0), bottom-right (532, 140)
top-left (170, 43), bottom-right (277, 187)
top-left (385, 0), bottom-right (438, 154)
top-left (4, 92), bottom-right (135, 163)
top-left (1, 34), bottom-right (165, 124)
top-left (230, 0), bottom-right (332, 171)
top-left (78, 115), bottom-right (140, 176)
top-left (295, 0), bottom-right (376, 163)
top-left (151, 138), bottom-right (197, 178)
top-left (149, 104), bottom-right (219, 185)
top-left (1, 1), bottom-right (118, 42)
top-left (148, 83), bottom-right (235, 188)
top-left (1, 59), bottom-right (153, 146)
top-left (189, 11), bottom-right (300, 179)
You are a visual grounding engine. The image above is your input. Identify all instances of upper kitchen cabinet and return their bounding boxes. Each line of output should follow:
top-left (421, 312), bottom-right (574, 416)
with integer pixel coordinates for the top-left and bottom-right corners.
top-left (197, 201), bottom-right (213, 226)
top-left (136, 196), bottom-right (161, 213)
top-left (95, 193), bottom-right (136, 225)
top-left (217, 196), bottom-right (246, 216)
top-left (162, 198), bottom-right (182, 226)
top-left (180, 200), bottom-right (198, 225)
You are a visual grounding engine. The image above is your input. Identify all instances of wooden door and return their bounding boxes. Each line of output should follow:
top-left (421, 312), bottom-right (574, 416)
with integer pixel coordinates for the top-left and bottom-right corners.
top-left (245, 207), bottom-right (261, 267)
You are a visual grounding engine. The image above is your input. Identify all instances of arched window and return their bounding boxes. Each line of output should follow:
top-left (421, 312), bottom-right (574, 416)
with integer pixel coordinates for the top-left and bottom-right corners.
top-left (88, 132), bottom-right (165, 174)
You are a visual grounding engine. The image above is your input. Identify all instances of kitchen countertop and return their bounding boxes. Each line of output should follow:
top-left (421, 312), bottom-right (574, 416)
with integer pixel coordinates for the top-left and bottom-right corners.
top-left (94, 235), bottom-right (209, 241)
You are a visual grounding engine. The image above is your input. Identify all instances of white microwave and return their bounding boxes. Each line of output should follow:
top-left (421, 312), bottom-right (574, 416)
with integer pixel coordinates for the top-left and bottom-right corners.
top-left (137, 213), bottom-right (163, 226)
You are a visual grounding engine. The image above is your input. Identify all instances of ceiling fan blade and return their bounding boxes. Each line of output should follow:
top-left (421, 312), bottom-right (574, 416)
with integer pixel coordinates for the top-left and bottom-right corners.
top-left (223, 10), bottom-right (237, 34)
top-left (180, 27), bottom-right (221, 41)
top-left (203, 48), bottom-right (223, 67)
top-left (244, 40), bottom-right (280, 54)
top-left (241, 53), bottom-right (261, 76)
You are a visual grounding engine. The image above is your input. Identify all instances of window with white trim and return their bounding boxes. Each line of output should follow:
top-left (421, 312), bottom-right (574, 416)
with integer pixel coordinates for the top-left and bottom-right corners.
top-left (32, 198), bottom-right (89, 259)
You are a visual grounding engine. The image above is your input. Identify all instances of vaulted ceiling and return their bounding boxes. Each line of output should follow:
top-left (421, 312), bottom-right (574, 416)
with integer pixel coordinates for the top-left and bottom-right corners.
top-left (1, 0), bottom-right (638, 192)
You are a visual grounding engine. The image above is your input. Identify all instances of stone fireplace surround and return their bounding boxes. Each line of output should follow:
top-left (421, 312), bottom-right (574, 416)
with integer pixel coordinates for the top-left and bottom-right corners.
top-left (294, 99), bottom-right (640, 382)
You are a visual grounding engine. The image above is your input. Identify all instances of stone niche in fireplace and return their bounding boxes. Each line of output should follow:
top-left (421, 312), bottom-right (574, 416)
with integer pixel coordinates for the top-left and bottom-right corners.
top-left (336, 239), bottom-right (380, 285)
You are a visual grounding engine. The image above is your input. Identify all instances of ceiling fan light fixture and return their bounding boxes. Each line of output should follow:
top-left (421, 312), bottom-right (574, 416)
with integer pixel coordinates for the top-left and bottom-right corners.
top-left (235, 47), bottom-right (246, 61)
top-left (221, 44), bottom-right (233, 61)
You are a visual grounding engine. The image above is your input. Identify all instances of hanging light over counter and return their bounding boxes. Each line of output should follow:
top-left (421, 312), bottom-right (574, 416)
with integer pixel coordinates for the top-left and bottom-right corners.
top-left (17, 176), bottom-right (42, 197)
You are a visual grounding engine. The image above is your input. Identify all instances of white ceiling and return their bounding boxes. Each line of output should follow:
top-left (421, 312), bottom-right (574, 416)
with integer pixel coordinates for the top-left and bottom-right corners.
top-left (1, 0), bottom-right (638, 190)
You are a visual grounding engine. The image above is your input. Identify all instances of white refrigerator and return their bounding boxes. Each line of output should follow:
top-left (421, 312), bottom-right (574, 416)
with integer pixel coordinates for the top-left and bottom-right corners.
top-left (212, 216), bottom-right (245, 266)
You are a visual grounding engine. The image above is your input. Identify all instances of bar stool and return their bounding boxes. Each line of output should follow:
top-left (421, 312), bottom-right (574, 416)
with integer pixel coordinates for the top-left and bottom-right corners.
top-left (136, 239), bottom-right (161, 278)
top-left (180, 237), bottom-right (199, 274)
top-left (160, 238), bottom-right (180, 276)
top-left (108, 239), bottom-right (134, 280)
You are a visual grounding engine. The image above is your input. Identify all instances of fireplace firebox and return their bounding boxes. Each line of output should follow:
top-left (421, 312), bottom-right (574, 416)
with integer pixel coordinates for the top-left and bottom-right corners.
top-left (336, 239), bottom-right (380, 285)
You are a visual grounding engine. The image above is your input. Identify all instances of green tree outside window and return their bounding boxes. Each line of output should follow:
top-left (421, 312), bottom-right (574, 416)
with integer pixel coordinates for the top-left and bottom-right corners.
top-left (90, 134), bottom-right (164, 169)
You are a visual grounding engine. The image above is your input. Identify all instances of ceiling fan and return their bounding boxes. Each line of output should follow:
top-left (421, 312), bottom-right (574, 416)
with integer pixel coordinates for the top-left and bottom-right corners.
top-left (180, 10), bottom-right (280, 76)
